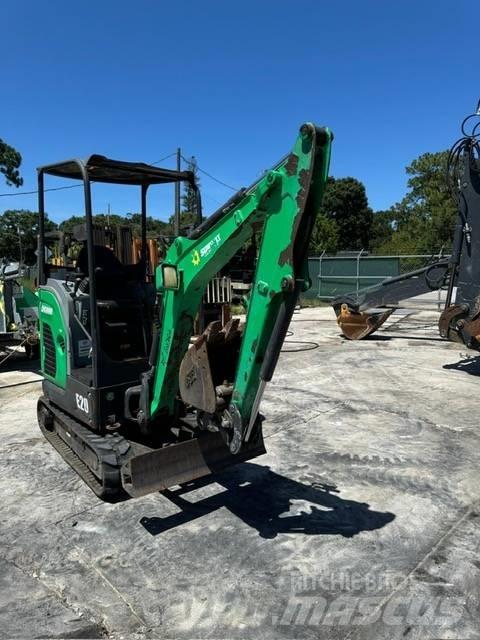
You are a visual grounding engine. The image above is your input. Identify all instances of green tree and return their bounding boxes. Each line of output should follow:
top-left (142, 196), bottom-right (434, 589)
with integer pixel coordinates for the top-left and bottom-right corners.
top-left (309, 213), bottom-right (339, 254)
top-left (310, 177), bottom-right (373, 253)
top-left (0, 210), bottom-right (56, 263)
top-left (373, 212), bottom-right (430, 255)
top-left (58, 215), bottom-right (87, 234)
top-left (59, 213), bottom-right (134, 235)
top-left (167, 210), bottom-right (197, 235)
top-left (126, 213), bottom-right (172, 238)
top-left (59, 212), bottom-right (173, 239)
top-left (401, 150), bottom-right (456, 248)
top-left (0, 139), bottom-right (23, 187)
top-left (373, 150), bottom-right (457, 254)
top-left (369, 210), bottom-right (395, 252)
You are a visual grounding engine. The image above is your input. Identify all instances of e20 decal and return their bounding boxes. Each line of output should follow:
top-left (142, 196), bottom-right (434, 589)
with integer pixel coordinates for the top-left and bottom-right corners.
top-left (75, 393), bottom-right (89, 414)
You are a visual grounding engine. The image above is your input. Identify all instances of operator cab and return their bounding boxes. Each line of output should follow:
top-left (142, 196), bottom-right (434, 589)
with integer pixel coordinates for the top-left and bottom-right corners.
top-left (37, 155), bottom-right (201, 425)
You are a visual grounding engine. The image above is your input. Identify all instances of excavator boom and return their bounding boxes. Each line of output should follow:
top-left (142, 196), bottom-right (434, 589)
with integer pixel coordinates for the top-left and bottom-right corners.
top-left (439, 104), bottom-right (480, 348)
top-left (150, 125), bottom-right (331, 421)
top-left (123, 123), bottom-right (332, 494)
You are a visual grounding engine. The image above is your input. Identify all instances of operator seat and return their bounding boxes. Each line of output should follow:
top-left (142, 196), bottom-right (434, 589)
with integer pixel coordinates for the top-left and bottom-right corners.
top-left (76, 244), bottom-right (124, 274)
top-left (76, 245), bottom-right (127, 297)
top-left (75, 245), bottom-right (149, 360)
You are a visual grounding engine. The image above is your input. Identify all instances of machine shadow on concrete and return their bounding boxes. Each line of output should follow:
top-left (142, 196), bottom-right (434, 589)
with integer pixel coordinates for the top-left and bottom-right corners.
top-left (140, 462), bottom-right (395, 539)
top-left (444, 355), bottom-right (480, 376)
top-left (357, 333), bottom-right (445, 343)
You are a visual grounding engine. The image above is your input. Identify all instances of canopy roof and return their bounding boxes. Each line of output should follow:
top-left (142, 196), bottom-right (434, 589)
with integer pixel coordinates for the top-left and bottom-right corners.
top-left (38, 154), bottom-right (194, 186)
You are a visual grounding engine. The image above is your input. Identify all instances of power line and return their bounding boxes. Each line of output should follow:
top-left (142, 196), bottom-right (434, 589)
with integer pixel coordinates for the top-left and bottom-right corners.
top-left (0, 183), bottom-right (82, 198)
top-left (180, 154), bottom-right (238, 191)
top-left (0, 151), bottom-right (178, 198)
top-left (201, 192), bottom-right (225, 207)
top-left (197, 166), bottom-right (238, 191)
top-left (149, 151), bottom-right (177, 166)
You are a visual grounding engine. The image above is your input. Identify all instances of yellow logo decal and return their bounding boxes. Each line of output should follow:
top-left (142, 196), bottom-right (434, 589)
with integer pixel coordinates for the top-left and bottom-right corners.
top-left (192, 250), bottom-right (200, 267)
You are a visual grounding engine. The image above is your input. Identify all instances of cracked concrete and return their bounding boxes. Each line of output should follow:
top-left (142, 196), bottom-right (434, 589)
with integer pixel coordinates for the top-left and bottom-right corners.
top-left (1, 304), bottom-right (480, 638)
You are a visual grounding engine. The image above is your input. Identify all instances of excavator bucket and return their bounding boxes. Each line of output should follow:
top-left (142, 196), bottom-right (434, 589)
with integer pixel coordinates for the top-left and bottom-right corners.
top-left (179, 334), bottom-right (217, 414)
top-left (335, 303), bottom-right (394, 340)
top-left (179, 319), bottom-right (242, 414)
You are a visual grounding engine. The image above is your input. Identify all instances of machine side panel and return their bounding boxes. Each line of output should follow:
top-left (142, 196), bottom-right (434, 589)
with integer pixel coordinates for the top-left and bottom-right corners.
top-left (38, 288), bottom-right (68, 388)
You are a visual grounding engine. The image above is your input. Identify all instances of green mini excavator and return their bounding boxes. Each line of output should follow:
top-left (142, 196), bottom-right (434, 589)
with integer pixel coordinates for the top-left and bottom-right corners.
top-left (36, 123), bottom-right (332, 499)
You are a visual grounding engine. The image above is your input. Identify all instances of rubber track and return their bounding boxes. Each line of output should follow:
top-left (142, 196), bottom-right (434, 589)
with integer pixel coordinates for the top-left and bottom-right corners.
top-left (38, 397), bottom-right (132, 501)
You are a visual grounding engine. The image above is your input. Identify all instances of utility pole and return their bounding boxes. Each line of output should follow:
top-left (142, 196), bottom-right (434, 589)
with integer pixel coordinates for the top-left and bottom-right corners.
top-left (17, 223), bottom-right (23, 264)
top-left (174, 147), bottom-right (181, 236)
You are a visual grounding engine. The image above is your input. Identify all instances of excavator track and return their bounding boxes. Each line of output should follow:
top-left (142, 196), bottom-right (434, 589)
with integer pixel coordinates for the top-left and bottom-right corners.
top-left (37, 396), bottom-right (266, 501)
top-left (37, 396), bottom-right (132, 501)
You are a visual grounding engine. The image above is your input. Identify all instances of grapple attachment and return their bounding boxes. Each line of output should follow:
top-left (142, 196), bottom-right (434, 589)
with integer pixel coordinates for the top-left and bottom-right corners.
top-left (335, 303), bottom-right (394, 340)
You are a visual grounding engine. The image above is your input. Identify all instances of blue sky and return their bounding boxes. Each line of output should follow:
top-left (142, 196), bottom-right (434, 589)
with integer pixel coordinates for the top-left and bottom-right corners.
top-left (0, 0), bottom-right (476, 223)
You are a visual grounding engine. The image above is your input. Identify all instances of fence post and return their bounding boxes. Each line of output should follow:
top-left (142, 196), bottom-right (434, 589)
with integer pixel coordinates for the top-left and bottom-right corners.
top-left (318, 251), bottom-right (325, 299)
top-left (437, 246), bottom-right (445, 312)
top-left (356, 249), bottom-right (364, 296)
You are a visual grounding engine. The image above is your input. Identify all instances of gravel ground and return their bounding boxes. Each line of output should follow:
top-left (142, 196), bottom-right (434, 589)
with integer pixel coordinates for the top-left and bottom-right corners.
top-left (1, 303), bottom-right (479, 639)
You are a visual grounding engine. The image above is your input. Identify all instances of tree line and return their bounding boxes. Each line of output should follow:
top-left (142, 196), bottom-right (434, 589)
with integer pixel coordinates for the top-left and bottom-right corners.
top-left (0, 209), bottom-right (200, 264)
top-left (0, 139), bottom-right (458, 263)
top-left (310, 150), bottom-right (456, 256)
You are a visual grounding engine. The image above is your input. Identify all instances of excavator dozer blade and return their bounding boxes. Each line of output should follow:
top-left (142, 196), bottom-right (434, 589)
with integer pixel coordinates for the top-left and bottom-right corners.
top-left (120, 431), bottom-right (266, 498)
top-left (335, 303), bottom-right (394, 340)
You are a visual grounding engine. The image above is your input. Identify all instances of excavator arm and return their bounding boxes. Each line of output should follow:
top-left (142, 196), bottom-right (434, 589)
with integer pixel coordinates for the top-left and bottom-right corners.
top-left (132, 123), bottom-right (332, 457)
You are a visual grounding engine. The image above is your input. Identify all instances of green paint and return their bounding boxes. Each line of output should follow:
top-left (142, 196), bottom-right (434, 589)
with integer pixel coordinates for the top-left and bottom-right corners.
top-left (150, 124), bottom-right (332, 422)
top-left (38, 288), bottom-right (68, 388)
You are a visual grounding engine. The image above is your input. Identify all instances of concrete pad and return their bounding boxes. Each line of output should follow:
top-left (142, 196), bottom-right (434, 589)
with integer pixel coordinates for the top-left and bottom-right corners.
top-left (0, 308), bottom-right (479, 638)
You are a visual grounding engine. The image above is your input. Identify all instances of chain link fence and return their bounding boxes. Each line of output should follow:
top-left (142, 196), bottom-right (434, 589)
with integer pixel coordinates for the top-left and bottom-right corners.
top-left (305, 250), bottom-right (450, 311)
